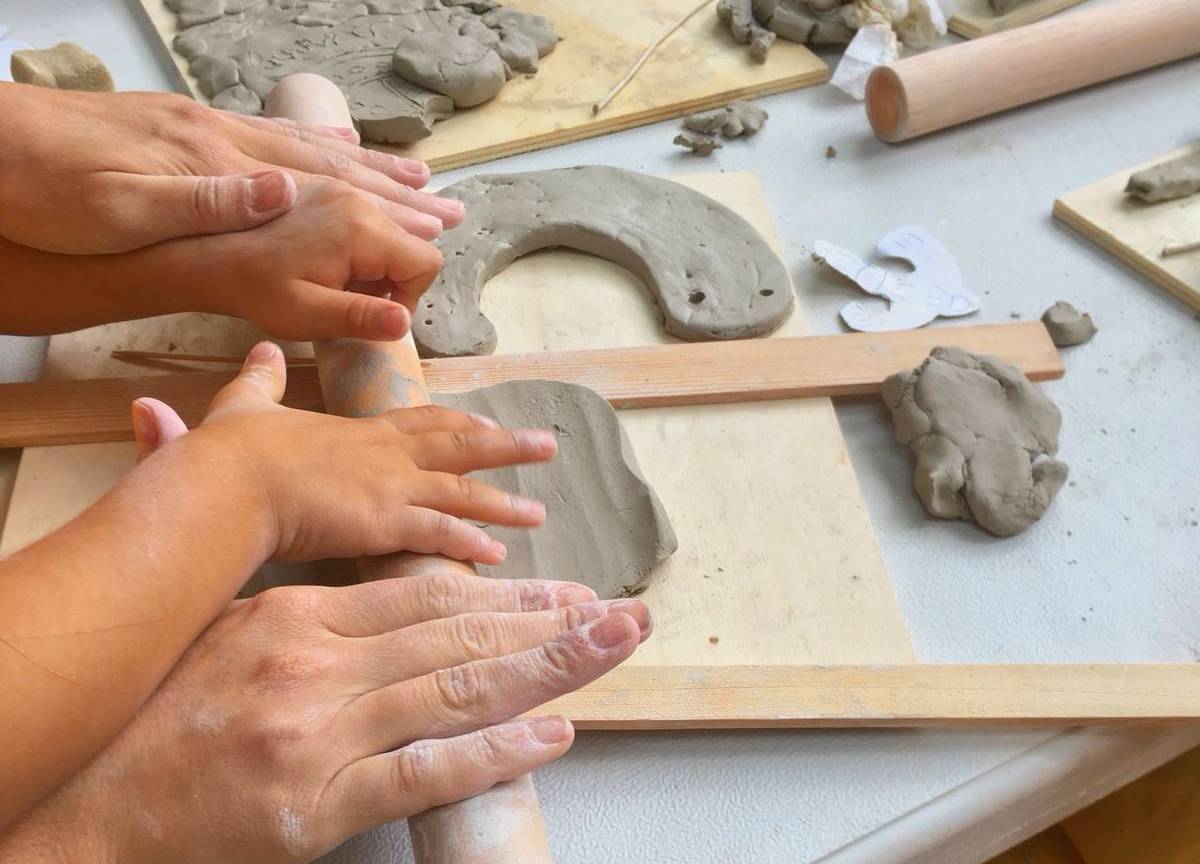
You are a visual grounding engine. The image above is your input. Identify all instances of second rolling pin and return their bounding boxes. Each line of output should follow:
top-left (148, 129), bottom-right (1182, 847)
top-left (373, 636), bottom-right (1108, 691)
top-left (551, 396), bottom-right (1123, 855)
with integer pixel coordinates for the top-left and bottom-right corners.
top-left (866, 0), bottom-right (1200, 143)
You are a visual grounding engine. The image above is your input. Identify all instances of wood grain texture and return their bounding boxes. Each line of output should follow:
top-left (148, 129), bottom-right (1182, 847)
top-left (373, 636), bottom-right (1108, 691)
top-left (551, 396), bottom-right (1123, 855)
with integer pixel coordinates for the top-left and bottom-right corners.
top-left (133, 0), bottom-right (828, 171)
top-left (867, 0), bottom-right (1200, 143)
top-left (1, 173), bottom-right (918, 682)
top-left (949, 0), bottom-right (1086, 40)
top-left (533, 665), bottom-right (1200, 728)
top-left (1054, 143), bottom-right (1200, 313)
top-left (0, 323), bottom-right (1065, 449)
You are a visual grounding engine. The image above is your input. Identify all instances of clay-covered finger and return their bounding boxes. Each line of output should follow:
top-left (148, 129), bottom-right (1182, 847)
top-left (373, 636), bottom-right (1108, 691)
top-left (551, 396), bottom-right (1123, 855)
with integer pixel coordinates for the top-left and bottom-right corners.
top-left (380, 405), bottom-right (500, 434)
top-left (405, 428), bottom-right (557, 474)
top-left (324, 717), bottom-right (573, 840)
top-left (337, 612), bottom-right (641, 756)
top-left (316, 573), bottom-right (598, 637)
top-left (347, 600), bottom-right (652, 686)
top-left (410, 473), bottom-right (546, 527)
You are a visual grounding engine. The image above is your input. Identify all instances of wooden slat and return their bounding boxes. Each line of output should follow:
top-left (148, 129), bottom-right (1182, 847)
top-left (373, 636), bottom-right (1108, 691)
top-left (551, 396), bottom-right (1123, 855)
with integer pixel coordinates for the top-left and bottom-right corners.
top-left (0, 323), bottom-right (1062, 448)
top-left (948, 0), bottom-right (1086, 40)
top-left (534, 664), bottom-right (1200, 729)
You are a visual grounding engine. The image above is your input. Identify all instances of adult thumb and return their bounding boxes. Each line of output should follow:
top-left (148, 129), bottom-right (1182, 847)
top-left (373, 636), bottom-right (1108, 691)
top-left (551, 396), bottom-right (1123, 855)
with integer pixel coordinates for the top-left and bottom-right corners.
top-left (131, 398), bottom-right (189, 462)
top-left (115, 170), bottom-right (298, 246)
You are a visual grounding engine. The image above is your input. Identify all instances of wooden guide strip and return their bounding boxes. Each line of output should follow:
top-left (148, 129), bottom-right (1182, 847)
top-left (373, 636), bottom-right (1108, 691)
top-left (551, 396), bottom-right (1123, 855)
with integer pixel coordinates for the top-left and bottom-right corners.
top-left (0, 323), bottom-right (1061, 448)
top-left (535, 664), bottom-right (1200, 729)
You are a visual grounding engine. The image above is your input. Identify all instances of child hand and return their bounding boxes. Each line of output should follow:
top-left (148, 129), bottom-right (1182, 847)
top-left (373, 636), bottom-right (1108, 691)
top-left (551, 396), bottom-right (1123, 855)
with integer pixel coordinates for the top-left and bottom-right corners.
top-left (141, 341), bottom-right (556, 565)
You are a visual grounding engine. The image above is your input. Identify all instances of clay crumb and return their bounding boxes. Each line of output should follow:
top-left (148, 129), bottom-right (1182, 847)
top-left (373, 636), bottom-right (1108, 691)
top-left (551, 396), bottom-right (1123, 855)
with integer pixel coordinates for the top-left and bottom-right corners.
top-left (1125, 148), bottom-right (1200, 203)
top-left (826, 145), bottom-right (838, 159)
top-left (683, 101), bottom-right (768, 139)
top-left (708, 635), bottom-right (720, 645)
top-left (1041, 301), bottom-right (1097, 347)
top-left (10, 42), bottom-right (114, 91)
top-left (674, 130), bottom-right (722, 156)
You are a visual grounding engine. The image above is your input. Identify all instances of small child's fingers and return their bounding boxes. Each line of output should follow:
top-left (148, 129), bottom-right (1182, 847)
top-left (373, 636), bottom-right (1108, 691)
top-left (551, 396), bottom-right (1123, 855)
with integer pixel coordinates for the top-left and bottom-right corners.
top-left (205, 341), bottom-right (288, 418)
top-left (397, 508), bottom-right (507, 564)
top-left (406, 428), bottom-right (557, 475)
top-left (412, 474), bottom-right (546, 528)
top-left (380, 405), bottom-right (500, 434)
top-left (131, 397), bottom-right (189, 462)
top-left (281, 282), bottom-right (411, 342)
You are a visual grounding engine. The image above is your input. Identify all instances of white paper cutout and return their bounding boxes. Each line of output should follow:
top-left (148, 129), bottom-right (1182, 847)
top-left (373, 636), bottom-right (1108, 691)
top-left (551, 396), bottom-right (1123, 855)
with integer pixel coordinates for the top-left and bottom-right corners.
top-left (813, 225), bottom-right (980, 332)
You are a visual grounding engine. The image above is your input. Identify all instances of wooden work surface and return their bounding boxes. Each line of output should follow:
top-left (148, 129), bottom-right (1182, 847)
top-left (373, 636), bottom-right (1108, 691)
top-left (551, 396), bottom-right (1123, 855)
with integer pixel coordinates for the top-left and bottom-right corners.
top-left (0, 173), bottom-right (918, 679)
top-left (948, 0), bottom-right (1086, 39)
top-left (1054, 143), bottom-right (1200, 313)
top-left (135, 0), bottom-right (829, 171)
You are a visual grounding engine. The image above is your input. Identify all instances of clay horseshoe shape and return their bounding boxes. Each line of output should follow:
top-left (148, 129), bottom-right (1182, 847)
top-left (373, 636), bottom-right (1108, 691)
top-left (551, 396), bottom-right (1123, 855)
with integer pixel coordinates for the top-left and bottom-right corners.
top-left (413, 166), bottom-right (794, 357)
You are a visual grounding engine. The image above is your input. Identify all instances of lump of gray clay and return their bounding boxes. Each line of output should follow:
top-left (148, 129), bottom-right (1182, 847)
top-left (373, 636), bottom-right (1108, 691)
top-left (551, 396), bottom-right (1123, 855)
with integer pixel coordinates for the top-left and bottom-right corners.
top-left (1125, 150), bottom-right (1200, 204)
top-left (718, 0), bottom-right (854, 61)
top-left (10, 42), bottom-right (114, 91)
top-left (989, 0), bottom-right (1027, 13)
top-left (1041, 301), bottom-right (1097, 348)
top-left (416, 166), bottom-right (795, 358)
top-left (882, 346), bottom-right (1069, 537)
top-left (163, 0), bottom-right (558, 142)
top-left (674, 130), bottom-right (722, 156)
top-left (684, 101), bottom-right (768, 139)
top-left (434, 380), bottom-right (677, 599)
top-left (392, 31), bottom-right (506, 108)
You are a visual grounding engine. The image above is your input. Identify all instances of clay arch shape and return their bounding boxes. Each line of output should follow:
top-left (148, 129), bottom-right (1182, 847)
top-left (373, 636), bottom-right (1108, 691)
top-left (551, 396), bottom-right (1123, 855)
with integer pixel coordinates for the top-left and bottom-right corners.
top-left (413, 166), bottom-right (795, 358)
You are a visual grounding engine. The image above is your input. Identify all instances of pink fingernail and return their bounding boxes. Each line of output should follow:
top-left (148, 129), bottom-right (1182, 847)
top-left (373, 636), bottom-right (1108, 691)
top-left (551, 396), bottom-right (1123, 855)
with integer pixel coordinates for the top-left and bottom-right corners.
top-left (375, 303), bottom-right (409, 338)
top-left (491, 540), bottom-right (508, 561)
top-left (244, 341), bottom-right (278, 366)
top-left (512, 496), bottom-right (545, 521)
top-left (585, 614), bottom-right (635, 650)
top-left (525, 715), bottom-right (571, 746)
top-left (555, 584), bottom-right (597, 605)
top-left (401, 158), bottom-right (430, 175)
top-left (517, 429), bottom-right (557, 455)
top-left (247, 171), bottom-right (294, 213)
top-left (607, 599), bottom-right (652, 635)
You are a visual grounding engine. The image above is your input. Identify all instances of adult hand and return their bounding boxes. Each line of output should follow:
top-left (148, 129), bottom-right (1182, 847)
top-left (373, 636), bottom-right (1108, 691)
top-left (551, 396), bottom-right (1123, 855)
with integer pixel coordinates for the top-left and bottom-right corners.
top-left (0, 571), bottom-right (651, 863)
top-left (147, 341), bottom-right (558, 565)
top-left (0, 83), bottom-right (463, 254)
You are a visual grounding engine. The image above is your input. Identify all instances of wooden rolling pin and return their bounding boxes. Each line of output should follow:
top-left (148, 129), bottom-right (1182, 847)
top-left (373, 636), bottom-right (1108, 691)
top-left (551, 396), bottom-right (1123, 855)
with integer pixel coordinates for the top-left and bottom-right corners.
top-left (866, 0), bottom-right (1200, 143)
top-left (264, 73), bottom-right (555, 864)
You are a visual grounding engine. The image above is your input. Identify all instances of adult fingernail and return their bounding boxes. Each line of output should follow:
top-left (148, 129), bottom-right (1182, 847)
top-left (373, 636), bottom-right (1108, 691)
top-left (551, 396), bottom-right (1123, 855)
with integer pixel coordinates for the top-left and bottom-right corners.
top-left (490, 539), bottom-right (508, 561)
top-left (469, 412), bottom-right (500, 429)
top-left (607, 599), bottom-right (652, 635)
top-left (400, 157), bottom-right (430, 176)
top-left (375, 303), bottom-right (409, 338)
top-left (585, 613), bottom-right (636, 650)
top-left (244, 341), bottom-right (278, 367)
top-left (555, 583), bottom-right (597, 605)
top-left (247, 171), bottom-right (293, 213)
top-left (525, 715), bottom-right (571, 746)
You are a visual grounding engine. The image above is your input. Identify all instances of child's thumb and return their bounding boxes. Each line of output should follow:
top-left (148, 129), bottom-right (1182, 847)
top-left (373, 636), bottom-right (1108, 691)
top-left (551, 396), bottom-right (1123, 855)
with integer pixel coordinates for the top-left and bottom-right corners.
top-left (131, 398), bottom-right (189, 462)
top-left (205, 341), bottom-right (289, 418)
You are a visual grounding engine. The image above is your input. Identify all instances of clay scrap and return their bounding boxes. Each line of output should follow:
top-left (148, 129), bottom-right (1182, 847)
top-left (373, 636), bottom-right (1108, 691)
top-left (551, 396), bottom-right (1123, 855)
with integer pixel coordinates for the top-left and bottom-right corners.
top-left (717, 0), bottom-right (945, 62)
top-left (436, 380), bottom-right (677, 599)
top-left (1125, 149), bottom-right (1200, 204)
top-left (673, 130), bottom-right (723, 156)
top-left (1041, 301), bottom-right (1097, 347)
top-left (10, 42), bottom-right (114, 91)
top-left (416, 166), bottom-right (794, 357)
top-left (989, 0), bottom-right (1027, 14)
top-left (684, 101), bottom-right (769, 139)
top-left (883, 347), bottom-right (1068, 537)
top-left (164, 0), bottom-right (558, 143)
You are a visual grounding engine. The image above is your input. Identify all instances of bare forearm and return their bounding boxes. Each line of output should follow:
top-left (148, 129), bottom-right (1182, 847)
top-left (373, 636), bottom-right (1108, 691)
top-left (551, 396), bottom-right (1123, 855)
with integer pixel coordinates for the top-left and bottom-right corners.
top-left (0, 236), bottom-right (198, 336)
top-left (0, 432), bottom-right (271, 826)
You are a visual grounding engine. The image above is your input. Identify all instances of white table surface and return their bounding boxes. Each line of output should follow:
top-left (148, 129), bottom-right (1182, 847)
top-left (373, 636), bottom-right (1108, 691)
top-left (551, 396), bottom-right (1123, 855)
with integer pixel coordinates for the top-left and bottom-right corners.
top-left (2, 1), bottom-right (1198, 861)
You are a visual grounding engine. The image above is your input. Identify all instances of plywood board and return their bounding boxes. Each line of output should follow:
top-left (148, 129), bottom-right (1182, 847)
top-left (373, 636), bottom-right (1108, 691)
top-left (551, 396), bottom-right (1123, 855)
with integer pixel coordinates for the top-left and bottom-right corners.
top-left (0, 323), bottom-right (1065, 448)
top-left (135, 0), bottom-right (829, 172)
top-left (0, 173), bottom-right (917, 677)
top-left (1054, 143), bottom-right (1200, 312)
top-left (949, 0), bottom-right (1086, 39)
